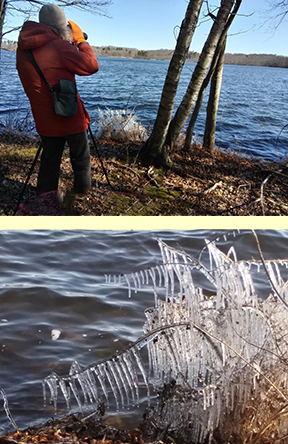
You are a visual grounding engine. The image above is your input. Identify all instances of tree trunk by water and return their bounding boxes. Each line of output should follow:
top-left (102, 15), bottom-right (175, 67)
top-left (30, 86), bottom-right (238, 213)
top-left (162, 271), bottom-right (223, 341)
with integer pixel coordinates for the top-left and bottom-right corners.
top-left (140, 0), bottom-right (204, 167)
top-left (184, 0), bottom-right (242, 150)
top-left (184, 47), bottom-right (221, 151)
top-left (203, 36), bottom-right (226, 151)
top-left (161, 0), bottom-right (235, 159)
top-left (0, 0), bottom-right (7, 48)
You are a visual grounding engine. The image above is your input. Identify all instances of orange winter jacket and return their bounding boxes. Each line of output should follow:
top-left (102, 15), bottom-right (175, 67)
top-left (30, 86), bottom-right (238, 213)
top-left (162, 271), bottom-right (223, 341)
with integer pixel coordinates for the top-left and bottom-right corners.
top-left (16, 21), bottom-right (99, 137)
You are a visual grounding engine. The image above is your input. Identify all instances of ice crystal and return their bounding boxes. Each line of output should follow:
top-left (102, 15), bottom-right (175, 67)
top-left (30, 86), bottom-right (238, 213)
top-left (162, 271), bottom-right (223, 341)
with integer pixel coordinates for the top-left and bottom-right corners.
top-left (95, 108), bottom-right (147, 142)
top-left (43, 234), bottom-right (288, 443)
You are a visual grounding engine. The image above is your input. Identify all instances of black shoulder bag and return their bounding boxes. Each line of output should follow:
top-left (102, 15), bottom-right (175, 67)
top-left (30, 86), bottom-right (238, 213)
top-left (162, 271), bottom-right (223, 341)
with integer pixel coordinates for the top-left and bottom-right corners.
top-left (26, 49), bottom-right (78, 117)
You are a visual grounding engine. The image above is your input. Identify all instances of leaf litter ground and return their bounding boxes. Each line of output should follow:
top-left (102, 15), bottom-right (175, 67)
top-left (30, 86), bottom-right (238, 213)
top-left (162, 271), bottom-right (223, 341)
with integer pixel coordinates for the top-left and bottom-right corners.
top-left (1, 131), bottom-right (288, 215)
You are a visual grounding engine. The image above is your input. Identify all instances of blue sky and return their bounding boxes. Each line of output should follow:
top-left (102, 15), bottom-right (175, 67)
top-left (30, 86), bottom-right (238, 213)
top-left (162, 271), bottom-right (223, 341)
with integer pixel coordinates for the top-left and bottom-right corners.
top-left (5, 0), bottom-right (288, 56)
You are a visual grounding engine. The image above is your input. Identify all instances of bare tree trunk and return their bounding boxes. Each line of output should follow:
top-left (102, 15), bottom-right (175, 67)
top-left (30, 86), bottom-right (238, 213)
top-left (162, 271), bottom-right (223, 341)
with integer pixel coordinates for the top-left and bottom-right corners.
top-left (184, 52), bottom-right (219, 150)
top-left (0, 0), bottom-right (7, 48)
top-left (185, 0), bottom-right (242, 150)
top-left (164, 0), bottom-right (235, 156)
top-left (140, 0), bottom-right (204, 166)
top-left (203, 35), bottom-right (226, 150)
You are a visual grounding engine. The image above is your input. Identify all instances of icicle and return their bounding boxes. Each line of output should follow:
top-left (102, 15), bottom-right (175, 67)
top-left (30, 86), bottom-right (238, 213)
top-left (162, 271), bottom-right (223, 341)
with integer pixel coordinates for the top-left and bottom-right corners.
top-left (124, 274), bottom-right (131, 298)
top-left (45, 373), bottom-right (58, 411)
top-left (42, 380), bottom-right (47, 408)
top-left (173, 251), bottom-right (187, 301)
top-left (119, 353), bottom-right (136, 405)
top-left (70, 361), bottom-right (89, 406)
top-left (135, 272), bottom-right (142, 291)
top-left (149, 268), bottom-right (158, 307)
top-left (163, 265), bottom-right (169, 302)
top-left (146, 342), bottom-right (153, 381)
top-left (164, 329), bottom-right (181, 376)
top-left (69, 378), bottom-right (83, 410)
top-left (274, 262), bottom-right (282, 287)
top-left (59, 378), bottom-right (71, 411)
top-left (221, 343), bottom-right (226, 367)
top-left (169, 263), bottom-right (175, 299)
top-left (227, 246), bottom-right (237, 262)
top-left (266, 261), bottom-right (279, 296)
top-left (147, 339), bottom-right (160, 386)
top-left (86, 367), bottom-right (98, 403)
top-left (107, 359), bottom-right (125, 408)
top-left (131, 348), bottom-right (150, 404)
top-left (144, 269), bottom-right (149, 285)
top-left (156, 265), bottom-right (162, 287)
top-left (103, 362), bottom-right (120, 410)
top-left (93, 365), bottom-right (110, 405)
top-left (123, 350), bottom-right (140, 406)
top-left (113, 358), bottom-right (130, 407)
top-left (131, 273), bottom-right (138, 294)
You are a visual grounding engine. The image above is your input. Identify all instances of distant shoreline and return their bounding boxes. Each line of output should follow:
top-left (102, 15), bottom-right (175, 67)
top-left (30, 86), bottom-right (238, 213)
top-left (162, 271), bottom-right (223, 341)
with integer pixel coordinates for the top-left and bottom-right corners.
top-left (2, 42), bottom-right (288, 68)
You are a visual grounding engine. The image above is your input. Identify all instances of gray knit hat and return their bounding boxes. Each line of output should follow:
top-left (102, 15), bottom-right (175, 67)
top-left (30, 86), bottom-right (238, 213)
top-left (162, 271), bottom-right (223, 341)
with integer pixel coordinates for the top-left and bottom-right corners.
top-left (39, 4), bottom-right (67, 35)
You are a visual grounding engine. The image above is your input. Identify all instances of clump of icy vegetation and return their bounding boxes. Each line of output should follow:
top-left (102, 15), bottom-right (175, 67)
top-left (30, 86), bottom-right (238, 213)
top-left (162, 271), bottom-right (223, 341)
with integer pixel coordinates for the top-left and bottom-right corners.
top-left (95, 108), bottom-right (148, 143)
top-left (44, 233), bottom-right (288, 444)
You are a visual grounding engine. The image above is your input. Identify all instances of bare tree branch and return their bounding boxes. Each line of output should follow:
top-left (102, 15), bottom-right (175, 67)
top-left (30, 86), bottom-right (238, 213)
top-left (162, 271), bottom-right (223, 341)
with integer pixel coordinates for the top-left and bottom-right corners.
top-left (1, 0), bottom-right (112, 44)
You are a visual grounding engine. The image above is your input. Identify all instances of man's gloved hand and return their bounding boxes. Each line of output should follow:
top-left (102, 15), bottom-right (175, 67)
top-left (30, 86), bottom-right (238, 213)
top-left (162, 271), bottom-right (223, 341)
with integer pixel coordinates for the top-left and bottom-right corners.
top-left (68, 20), bottom-right (87, 46)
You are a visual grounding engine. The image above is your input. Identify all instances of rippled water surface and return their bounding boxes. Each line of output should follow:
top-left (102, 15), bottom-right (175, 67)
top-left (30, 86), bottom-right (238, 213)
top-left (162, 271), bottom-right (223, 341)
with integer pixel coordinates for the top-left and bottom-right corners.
top-left (0, 230), bottom-right (288, 432)
top-left (1, 50), bottom-right (288, 160)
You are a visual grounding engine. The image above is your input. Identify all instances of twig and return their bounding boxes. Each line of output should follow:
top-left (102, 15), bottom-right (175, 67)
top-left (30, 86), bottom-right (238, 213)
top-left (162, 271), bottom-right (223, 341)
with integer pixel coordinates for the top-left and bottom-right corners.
top-left (106, 160), bottom-right (141, 179)
top-left (204, 181), bottom-right (222, 194)
top-left (260, 174), bottom-right (271, 215)
top-left (266, 197), bottom-right (288, 212)
top-left (250, 404), bottom-right (288, 444)
top-left (260, 167), bottom-right (288, 181)
top-left (147, 167), bottom-right (160, 188)
top-left (275, 123), bottom-right (288, 157)
top-left (252, 230), bottom-right (288, 308)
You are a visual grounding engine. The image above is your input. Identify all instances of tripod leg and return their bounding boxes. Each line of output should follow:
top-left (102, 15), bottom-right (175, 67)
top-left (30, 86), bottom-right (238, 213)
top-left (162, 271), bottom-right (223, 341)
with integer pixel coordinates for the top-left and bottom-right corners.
top-left (13, 143), bottom-right (42, 215)
top-left (88, 125), bottom-right (113, 190)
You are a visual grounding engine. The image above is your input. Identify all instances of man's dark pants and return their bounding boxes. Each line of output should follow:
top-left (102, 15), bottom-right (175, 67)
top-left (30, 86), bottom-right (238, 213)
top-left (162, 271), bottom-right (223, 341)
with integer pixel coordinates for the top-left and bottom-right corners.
top-left (37, 130), bottom-right (91, 195)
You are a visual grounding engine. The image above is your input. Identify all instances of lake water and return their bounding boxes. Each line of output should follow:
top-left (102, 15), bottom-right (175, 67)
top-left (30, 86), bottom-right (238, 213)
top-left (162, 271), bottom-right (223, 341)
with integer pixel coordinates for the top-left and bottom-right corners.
top-left (1, 50), bottom-right (288, 161)
top-left (0, 229), bottom-right (288, 432)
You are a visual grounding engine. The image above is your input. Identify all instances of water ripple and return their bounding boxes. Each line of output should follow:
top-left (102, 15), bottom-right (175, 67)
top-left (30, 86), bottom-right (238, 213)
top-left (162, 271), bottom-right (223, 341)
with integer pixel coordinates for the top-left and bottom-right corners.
top-left (1, 51), bottom-right (288, 160)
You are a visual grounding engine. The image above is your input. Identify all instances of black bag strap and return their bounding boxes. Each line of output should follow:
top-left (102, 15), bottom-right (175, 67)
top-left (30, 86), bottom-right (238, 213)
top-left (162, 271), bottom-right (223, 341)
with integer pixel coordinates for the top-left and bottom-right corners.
top-left (26, 49), bottom-right (54, 92)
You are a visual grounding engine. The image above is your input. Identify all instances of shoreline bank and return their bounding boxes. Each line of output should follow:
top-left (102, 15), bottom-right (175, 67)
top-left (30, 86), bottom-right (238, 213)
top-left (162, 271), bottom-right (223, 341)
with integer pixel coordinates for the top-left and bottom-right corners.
top-left (1, 131), bottom-right (288, 216)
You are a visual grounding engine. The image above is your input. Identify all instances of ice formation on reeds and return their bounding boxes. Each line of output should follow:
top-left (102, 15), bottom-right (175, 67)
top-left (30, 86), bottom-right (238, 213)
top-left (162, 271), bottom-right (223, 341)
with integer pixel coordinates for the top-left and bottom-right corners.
top-left (43, 234), bottom-right (288, 443)
top-left (95, 108), bottom-right (148, 142)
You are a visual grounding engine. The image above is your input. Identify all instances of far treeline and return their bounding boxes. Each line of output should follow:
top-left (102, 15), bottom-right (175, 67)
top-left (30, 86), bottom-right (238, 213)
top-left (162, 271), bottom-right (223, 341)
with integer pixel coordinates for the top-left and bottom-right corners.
top-left (2, 41), bottom-right (288, 68)
top-left (91, 45), bottom-right (288, 68)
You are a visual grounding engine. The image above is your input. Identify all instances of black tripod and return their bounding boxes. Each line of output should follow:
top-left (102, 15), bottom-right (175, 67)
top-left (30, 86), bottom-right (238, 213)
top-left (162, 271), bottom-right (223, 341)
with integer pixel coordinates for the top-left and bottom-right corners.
top-left (13, 127), bottom-right (112, 215)
top-left (88, 124), bottom-right (113, 190)
top-left (13, 143), bottom-right (42, 215)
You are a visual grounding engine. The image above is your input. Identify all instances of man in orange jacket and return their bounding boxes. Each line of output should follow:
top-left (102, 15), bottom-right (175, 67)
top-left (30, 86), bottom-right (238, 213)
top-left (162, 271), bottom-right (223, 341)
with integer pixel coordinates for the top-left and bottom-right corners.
top-left (17, 4), bottom-right (99, 200)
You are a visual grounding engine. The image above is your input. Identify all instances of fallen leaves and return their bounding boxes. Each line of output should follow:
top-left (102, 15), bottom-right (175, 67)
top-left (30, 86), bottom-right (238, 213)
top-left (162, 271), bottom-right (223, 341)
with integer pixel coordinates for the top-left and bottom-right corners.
top-left (1, 133), bottom-right (288, 216)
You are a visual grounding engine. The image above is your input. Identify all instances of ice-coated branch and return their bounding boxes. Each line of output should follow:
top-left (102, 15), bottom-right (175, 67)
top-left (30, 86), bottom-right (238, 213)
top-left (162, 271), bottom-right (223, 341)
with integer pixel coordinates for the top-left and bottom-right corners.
top-left (44, 234), bottom-right (288, 444)
top-left (0, 386), bottom-right (19, 432)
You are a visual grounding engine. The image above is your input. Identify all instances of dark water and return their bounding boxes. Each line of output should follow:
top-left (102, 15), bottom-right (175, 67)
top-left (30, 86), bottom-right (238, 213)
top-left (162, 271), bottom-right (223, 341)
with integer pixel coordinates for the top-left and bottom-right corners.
top-left (0, 229), bottom-right (287, 432)
top-left (1, 50), bottom-right (288, 161)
